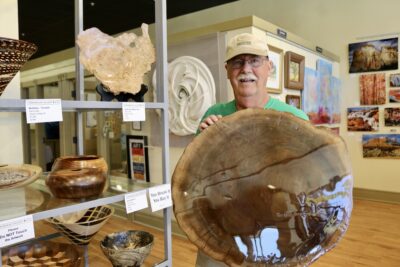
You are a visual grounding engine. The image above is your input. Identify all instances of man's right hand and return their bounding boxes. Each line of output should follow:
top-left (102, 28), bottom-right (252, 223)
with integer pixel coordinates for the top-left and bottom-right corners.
top-left (198, 115), bottom-right (222, 132)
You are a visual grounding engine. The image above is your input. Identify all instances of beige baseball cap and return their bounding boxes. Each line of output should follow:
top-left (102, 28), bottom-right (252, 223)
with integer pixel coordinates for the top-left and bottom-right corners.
top-left (225, 33), bottom-right (270, 61)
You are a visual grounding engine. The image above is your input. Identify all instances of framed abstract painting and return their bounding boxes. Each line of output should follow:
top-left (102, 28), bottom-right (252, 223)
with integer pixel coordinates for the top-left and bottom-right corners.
top-left (126, 135), bottom-right (150, 181)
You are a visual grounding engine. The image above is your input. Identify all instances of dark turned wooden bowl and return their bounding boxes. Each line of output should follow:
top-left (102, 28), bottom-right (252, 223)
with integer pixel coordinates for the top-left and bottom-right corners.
top-left (51, 155), bottom-right (108, 174)
top-left (46, 168), bottom-right (107, 199)
top-left (46, 155), bottom-right (108, 199)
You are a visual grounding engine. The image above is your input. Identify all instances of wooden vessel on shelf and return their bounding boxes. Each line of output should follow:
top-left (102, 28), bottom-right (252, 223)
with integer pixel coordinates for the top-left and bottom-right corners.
top-left (1, 240), bottom-right (81, 267)
top-left (46, 155), bottom-right (108, 199)
top-left (0, 164), bottom-right (42, 190)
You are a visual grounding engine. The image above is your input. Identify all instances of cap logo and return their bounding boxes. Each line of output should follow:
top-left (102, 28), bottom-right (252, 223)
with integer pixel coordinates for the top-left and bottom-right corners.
top-left (237, 41), bottom-right (251, 46)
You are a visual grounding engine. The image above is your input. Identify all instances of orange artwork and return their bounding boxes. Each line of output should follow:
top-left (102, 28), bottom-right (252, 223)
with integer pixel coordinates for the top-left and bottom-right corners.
top-left (359, 74), bottom-right (386, 105)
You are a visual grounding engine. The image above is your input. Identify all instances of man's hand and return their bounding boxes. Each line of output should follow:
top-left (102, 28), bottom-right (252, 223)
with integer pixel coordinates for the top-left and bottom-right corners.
top-left (198, 115), bottom-right (222, 132)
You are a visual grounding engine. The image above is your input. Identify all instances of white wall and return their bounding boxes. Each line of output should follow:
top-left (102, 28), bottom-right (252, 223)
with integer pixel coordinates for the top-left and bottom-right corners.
top-left (0, 0), bottom-right (23, 164)
top-left (167, 0), bottom-right (400, 193)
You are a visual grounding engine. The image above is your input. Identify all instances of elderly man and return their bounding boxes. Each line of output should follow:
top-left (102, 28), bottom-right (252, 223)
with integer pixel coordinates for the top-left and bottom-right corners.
top-left (198, 32), bottom-right (308, 134)
top-left (195, 32), bottom-right (308, 266)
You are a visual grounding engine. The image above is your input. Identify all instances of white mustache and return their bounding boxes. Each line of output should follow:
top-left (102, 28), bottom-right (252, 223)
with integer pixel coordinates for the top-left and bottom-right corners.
top-left (237, 74), bottom-right (257, 81)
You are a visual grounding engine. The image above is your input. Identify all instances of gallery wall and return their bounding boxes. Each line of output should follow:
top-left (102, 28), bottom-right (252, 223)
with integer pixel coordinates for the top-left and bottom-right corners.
top-left (166, 0), bottom-right (400, 193)
top-left (0, 0), bottom-right (24, 164)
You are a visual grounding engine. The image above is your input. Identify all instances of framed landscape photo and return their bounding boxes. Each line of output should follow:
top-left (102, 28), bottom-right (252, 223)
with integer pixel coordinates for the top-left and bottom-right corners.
top-left (347, 107), bottom-right (379, 131)
top-left (359, 74), bottom-right (386, 105)
top-left (285, 94), bottom-right (301, 109)
top-left (384, 107), bottom-right (400, 126)
top-left (284, 51), bottom-right (305, 90)
top-left (349, 38), bottom-right (398, 73)
top-left (389, 73), bottom-right (400, 87)
top-left (389, 89), bottom-right (400, 103)
top-left (126, 135), bottom-right (150, 181)
top-left (362, 134), bottom-right (400, 158)
top-left (266, 45), bottom-right (283, 94)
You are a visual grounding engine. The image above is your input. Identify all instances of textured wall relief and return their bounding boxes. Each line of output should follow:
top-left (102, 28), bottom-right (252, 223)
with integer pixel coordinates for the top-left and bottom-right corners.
top-left (153, 56), bottom-right (216, 136)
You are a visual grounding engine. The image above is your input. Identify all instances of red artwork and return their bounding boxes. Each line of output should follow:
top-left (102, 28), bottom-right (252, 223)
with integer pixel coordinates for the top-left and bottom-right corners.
top-left (359, 74), bottom-right (386, 105)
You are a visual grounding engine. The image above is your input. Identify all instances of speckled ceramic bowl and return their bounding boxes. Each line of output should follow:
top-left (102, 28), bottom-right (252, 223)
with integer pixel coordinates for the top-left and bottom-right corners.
top-left (100, 230), bottom-right (154, 267)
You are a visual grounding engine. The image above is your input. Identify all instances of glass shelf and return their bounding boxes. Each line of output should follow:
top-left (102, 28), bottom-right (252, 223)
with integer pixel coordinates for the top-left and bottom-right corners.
top-left (0, 175), bottom-right (156, 222)
top-left (0, 99), bottom-right (167, 112)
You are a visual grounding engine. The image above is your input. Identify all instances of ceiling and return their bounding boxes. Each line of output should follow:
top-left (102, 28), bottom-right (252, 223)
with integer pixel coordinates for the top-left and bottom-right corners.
top-left (18, 0), bottom-right (237, 59)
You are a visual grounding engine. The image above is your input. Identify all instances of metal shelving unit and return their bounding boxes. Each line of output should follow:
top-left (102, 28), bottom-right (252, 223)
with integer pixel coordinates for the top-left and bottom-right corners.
top-left (0, 0), bottom-right (172, 266)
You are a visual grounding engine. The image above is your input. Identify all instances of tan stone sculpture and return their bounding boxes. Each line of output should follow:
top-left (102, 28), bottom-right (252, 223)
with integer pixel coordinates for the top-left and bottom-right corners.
top-left (76, 24), bottom-right (155, 95)
top-left (172, 109), bottom-right (353, 266)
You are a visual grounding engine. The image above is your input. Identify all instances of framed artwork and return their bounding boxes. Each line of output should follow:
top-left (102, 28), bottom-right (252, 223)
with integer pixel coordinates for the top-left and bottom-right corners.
top-left (349, 38), bottom-right (398, 73)
top-left (384, 108), bottom-right (400, 126)
top-left (266, 45), bottom-right (283, 94)
top-left (389, 89), bottom-right (400, 103)
top-left (302, 67), bottom-right (341, 125)
top-left (359, 74), bottom-right (386, 105)
top-left (390, 73), bottom-right (400, 87)
top-left (285, 94), bottom-right (301, 109)
top-left (126, 135), bottom-right (150, 181)
top-left (132, 121), bottom-right (142, 131)
top-left (284, 51), bottom-right (305, 90)
top-left (347, 107), bottom-right (379, 131)
top-left (362, 134), bottom-right (400, 158)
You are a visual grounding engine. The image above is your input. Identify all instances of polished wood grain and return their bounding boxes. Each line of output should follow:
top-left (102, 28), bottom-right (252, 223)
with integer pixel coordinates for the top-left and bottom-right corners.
top-left (34, 199), bottom-right (400, 266)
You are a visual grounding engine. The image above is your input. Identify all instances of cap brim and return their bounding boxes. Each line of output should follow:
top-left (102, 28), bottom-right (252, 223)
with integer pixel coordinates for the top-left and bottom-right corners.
top-left (225, 47), bottom-right (269, 61)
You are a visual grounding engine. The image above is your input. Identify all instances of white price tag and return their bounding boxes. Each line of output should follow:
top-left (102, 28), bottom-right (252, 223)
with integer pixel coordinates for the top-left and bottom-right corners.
top-left (122, 102), bottom-right (145, 122)
top-left (124, 190), bottom-right (148, 214)
top-left (148, 184), bottom-right (172, 212)
top-left (0, 215), bottom-right (35, 248)
top-left (25, 99), bottom-right (63, 123)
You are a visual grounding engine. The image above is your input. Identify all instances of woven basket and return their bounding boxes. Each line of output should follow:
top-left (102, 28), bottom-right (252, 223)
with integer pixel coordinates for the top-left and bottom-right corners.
top-left (47, 205), bottom-right (114, 246)
top-left (0, 37), bottom-right (37, 96)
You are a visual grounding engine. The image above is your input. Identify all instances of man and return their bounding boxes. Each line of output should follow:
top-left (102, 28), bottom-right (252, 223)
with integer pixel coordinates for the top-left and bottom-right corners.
top-left (198, 32), bottom-right (308, 134)
top-left (195, 32), bottom-right (309, 266)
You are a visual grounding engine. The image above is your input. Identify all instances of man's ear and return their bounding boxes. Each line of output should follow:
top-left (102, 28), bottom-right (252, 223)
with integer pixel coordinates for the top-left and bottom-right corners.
top-left (267, 59), bottom-right (273, 69)
top-left (225, 63), bottom-right (231, 79)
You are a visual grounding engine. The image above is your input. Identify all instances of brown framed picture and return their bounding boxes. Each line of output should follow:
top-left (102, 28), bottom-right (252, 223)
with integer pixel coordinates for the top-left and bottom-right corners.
top-left (285, 94), bottom-right (301, 109)
top-left (266, 45), bottom-right (283, 94)
top-left (284, 51), bottom-right (305, 90)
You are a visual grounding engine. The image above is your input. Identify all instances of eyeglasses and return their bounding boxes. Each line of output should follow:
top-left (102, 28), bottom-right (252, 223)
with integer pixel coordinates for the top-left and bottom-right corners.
top-left (228, 57), bottom-right (267, 69)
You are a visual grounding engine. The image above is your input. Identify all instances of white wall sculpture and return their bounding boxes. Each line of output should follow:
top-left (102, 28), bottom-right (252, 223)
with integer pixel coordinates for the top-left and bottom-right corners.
top-left (153, 56), bottom-right (216, 136)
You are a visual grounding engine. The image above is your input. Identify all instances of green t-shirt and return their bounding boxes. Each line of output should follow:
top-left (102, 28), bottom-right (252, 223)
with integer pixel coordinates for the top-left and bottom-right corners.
top-left (197, 97), bottom-right (309, 134)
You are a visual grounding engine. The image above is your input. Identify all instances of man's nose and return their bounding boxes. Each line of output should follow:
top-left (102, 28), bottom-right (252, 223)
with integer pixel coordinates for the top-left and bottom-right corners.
top-left (241, 60), bottom-right (253, 72)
